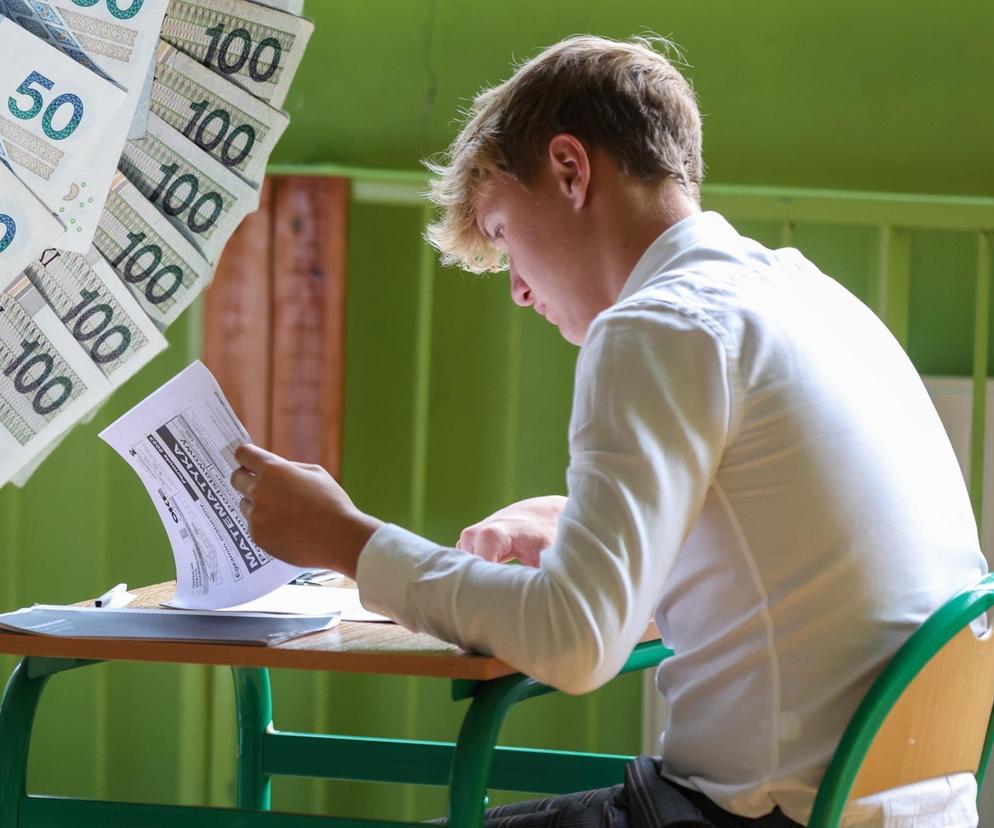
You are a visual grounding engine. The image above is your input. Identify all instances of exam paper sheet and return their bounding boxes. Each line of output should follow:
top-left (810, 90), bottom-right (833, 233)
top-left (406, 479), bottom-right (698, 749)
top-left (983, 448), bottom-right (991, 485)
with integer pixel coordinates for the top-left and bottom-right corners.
top-left (99, 361), bottom-right (304, 609)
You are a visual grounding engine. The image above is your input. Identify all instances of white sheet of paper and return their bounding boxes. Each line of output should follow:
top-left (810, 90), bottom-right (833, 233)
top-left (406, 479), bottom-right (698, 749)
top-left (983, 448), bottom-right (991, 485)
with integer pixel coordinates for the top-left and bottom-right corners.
top-left (165, 584), bottom-right (392, 622)
top-left (99, 360), bottom-right (304, 609)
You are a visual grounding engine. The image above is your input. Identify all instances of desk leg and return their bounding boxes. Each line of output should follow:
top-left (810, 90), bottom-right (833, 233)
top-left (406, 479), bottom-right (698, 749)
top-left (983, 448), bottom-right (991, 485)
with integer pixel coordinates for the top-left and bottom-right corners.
top-left (0, 659), bottom-right (50, 827)
top-left (448, 674), bottom-right (543, 828)
top-left (232, 667), bottom-right (273, 810)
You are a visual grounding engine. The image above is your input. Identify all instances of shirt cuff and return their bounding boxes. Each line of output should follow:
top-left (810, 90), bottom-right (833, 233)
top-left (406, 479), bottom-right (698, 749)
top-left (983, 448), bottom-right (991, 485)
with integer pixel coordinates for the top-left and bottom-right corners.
top-left (355, 522), bottom-right (437, 625)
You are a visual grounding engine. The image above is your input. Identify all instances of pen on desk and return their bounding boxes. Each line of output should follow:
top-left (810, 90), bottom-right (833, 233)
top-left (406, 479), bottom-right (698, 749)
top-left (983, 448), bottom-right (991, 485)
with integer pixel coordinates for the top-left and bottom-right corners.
top-left (94, 583), bottom-right (129, 608)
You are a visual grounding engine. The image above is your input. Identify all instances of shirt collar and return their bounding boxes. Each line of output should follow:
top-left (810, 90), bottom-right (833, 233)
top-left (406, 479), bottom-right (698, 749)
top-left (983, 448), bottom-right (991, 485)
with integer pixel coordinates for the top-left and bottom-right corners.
top-left (616, 211), bottom-right (740, 303)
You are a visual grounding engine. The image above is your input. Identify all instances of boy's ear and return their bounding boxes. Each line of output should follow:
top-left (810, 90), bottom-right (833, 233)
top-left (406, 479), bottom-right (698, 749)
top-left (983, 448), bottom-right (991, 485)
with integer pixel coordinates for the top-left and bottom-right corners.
top-left (547, 133), bottom-right (590, 209)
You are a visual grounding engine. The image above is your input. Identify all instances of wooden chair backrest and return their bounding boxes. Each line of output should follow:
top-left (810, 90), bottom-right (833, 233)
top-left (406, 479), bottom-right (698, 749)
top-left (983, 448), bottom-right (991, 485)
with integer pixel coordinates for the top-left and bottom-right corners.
top-left (851, 619), bottom-right (994, 798)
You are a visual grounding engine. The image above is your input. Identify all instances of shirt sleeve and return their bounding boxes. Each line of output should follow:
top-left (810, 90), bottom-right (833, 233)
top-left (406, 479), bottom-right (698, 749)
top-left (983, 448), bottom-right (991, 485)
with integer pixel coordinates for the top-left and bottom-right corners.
top-left (356, 302), bottom-right (736, 694)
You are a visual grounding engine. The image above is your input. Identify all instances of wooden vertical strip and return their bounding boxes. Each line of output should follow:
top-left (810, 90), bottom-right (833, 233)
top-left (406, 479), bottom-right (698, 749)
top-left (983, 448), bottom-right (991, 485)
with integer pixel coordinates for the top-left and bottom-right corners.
top-left (203, 179), bottom-right (276, 443)
top-left (269, 176), bottom-right (349, 814)
top-left (202, 178), bottom-right (276, 805)
top-left (970, 232), bottom-right (991, 528)
top-left (270, 177), bottom-right (350, 474)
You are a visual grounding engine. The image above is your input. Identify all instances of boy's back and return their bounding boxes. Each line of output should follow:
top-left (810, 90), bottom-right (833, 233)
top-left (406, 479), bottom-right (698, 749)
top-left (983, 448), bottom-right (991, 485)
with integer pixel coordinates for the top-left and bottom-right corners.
top-left (616, 211), bottom-right (986, 825)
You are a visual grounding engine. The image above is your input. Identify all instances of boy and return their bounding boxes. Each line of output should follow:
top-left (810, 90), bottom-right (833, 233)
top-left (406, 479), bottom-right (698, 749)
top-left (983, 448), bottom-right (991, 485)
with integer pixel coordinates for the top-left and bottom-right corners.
top-left (231, 35), bottom-right (985, 826)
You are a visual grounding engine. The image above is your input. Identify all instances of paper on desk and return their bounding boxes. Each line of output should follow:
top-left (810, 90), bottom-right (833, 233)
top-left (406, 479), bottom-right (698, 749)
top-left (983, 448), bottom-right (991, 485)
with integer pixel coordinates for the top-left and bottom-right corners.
top-left (166, 584), bottom-right (392, 622)
top-left (99, 361), bottom-right (305, 609)
top-left (1, 605), bottom-right (338, 645)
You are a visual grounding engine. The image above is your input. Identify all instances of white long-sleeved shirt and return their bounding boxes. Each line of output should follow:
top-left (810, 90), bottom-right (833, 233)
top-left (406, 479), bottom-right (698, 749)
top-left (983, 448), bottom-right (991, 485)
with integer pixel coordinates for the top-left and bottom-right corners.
top-left (357, 211), bottom-right (987, 827)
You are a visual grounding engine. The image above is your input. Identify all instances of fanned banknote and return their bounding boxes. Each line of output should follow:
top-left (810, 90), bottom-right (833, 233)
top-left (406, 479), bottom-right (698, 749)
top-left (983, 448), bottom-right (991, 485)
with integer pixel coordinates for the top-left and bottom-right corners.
top-left (248, 0), bottom-right (304, 15)
top-left (152, 41), bottom-right (289, 187)
top-left (161, 0), bottom-right (313, 108)
top-left (25, 247), bottom-right (168, 386)
top-left (0, 18), bottom-right (126, 250)
top-left (0, 0), bottom-right (169, 138)
top-left (0, 0), bottom-right (169, 249)
top-left (94, 172), bottom-right (214, 329)
top-left (129, 50), bottom-right (157, 138)
top-left (251, 0), bottom-right (304, 15)
top-left (119, 112), bottom-right (260, 263)
top-left (0, 161), bottom-right (64, 285)
top-left (0, 272), bottom-right (111, 484)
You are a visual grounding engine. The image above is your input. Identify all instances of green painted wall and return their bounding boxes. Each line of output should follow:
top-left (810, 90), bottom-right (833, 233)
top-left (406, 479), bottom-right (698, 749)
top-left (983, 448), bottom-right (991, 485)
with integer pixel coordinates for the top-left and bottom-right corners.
top-left (1, 0), bottom-right (991, 821)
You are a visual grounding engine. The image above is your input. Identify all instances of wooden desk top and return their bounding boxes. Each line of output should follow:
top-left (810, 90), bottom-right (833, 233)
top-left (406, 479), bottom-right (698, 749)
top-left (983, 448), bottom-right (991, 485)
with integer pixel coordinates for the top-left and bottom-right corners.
top-left (0, 582), bottom-right (660, 682)
top-left (0, 581), bottom-right (517, 680)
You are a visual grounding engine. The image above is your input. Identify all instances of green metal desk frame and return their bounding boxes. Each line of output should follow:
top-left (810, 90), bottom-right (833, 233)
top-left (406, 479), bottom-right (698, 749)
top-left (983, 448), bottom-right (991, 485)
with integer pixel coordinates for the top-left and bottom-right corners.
top-left (0, 640), bottom-right (671, 828)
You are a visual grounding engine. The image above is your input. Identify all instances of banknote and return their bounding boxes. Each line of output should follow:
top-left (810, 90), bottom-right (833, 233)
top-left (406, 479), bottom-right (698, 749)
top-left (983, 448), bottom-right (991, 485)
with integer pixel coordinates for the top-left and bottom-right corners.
top-left (161, 0), bottom-right (313, 108)
top-left (0, 0), bottom-right (169, 132)
top-left (129, 48), bottom-right (156, 138)
top-left (0, 161), bottom-right (64, 285)
top-left (0, 0), bottom-right (170, 249)
top-left (119, 112), bottom-right (260, 264)
top-left (25, 247), bottom-right (168, 386)
top-left (152, 41), bottom-right (289, 187)
top-left (0, 272), bottom-right (110, 485)
top-left (94, 172), bottom-right (214, 329)
top-left (0, 17), bottom-right (126, 251)
top-left (247, 0), bottom-right (304, 15)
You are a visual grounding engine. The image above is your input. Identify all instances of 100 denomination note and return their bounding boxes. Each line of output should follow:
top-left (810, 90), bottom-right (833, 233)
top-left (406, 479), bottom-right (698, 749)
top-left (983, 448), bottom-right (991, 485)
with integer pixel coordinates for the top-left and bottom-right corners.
top-left (161, 0), bottom-right (313, 108)
top-left (0, 18), bottom-right (126, 249)
top-left (0, 161), bottom-right (64, 284)
top-left (152, 41), bottom-right (289, 187)
top-left (119, 112), bottom-right (259, 263)
top-left (26, 247), bottom-right (168, 386)
top-left (95, 172), bottom-right (214, 329)
top-left (0, 272), bottom-right (110, 483)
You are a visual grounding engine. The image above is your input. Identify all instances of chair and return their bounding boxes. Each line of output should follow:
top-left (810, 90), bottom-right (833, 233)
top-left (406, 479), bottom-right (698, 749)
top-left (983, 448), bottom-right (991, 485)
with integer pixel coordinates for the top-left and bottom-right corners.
top-left (808, 572), bottom-right (994, 827)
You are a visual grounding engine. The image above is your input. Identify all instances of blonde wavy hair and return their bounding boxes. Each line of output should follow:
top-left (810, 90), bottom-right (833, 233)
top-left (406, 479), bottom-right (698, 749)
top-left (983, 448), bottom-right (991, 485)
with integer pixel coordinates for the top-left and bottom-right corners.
top-left (423, 34), bottom-right (703, 274)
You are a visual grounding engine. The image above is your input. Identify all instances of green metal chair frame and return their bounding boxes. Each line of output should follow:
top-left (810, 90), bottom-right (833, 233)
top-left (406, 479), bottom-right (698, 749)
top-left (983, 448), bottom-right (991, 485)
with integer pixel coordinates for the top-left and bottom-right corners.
top-left (807, 572), bottom-right (994, 827)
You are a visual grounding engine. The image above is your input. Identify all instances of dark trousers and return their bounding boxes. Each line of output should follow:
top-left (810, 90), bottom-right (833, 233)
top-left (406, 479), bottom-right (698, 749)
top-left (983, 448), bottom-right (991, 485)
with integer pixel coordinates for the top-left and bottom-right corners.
top-left (443, 757), bottom-right (804, 828)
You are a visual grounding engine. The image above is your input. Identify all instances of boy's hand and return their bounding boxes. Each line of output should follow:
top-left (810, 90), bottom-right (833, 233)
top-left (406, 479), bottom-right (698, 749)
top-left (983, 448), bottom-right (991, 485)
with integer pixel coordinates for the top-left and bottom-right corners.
top-left (230, 444), bottom-right (382, 578)
top-left (457, 495), bottom-right (567, 567)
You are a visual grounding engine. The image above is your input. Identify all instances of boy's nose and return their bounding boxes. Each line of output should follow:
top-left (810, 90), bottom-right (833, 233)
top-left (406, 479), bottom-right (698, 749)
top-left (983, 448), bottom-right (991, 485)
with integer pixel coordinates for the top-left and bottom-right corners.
top-left (509, 267), bottom-right (533, 307)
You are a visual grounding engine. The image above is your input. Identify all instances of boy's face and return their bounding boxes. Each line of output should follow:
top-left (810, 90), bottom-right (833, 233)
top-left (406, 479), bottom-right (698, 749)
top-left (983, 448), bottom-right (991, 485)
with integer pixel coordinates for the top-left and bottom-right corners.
top-left (473, 164), bottom-right (603, 346)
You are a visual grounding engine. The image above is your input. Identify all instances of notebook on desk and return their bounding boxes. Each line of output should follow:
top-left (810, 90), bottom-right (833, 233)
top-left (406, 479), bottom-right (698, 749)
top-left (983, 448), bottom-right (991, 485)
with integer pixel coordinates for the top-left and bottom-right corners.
top-left (0, 606), bottom-right (339, 646)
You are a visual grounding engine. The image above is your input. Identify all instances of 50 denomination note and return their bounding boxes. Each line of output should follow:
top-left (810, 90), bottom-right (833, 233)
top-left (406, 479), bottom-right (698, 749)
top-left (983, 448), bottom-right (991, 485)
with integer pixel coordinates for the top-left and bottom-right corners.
top-left (161, 0), bottom-right (313, 108)
top-left (0, 161), bottom-right (64, 284)
top-left (1, 0), bottom-right (169, 249)
top-left (0, 272), bottom-right (110, 484)
top-left (26, 247), bottom-right (168, 386)
top-left (119, 112), bottom-right (259, 263)
top-left (0, 0), bottom-right (169, 140)
top-left (0, 18), bottom-right (126, 249)
top-left (152, 41), bottom-right (289, 187)
top-left (94, 172), bottom-right (214, 329)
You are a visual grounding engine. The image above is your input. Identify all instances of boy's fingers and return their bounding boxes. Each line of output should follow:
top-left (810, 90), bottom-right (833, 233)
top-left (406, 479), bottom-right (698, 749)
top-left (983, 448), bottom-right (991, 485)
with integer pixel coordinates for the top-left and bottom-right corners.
top-left (234, 443), bottom-right (281, 473)
top-left (230, 466), bottom-right (257, 496)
